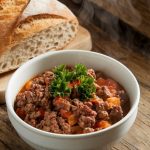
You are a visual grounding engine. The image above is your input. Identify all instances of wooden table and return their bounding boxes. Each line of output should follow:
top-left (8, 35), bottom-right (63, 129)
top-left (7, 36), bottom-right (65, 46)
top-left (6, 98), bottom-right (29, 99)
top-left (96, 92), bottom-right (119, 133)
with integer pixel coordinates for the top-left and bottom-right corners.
top-left (0, 1), bottom-right (150, 150)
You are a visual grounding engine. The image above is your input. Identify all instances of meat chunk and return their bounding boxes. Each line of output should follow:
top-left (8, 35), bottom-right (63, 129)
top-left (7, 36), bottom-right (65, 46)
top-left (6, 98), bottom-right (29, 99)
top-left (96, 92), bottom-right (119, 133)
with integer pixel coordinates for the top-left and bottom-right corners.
top-left (24, 114), bottom-right (36, 127)
top-left (79, 116), bottom-right (95, 128)
top-left (110, 106), bottom-right (123, 123)
top-left (84, 101), bottom-right (93, 108)
top-left (117, 90), bottom-right (129, 106)
top-left (24, 103), bottom-right (35, 113)
top-left (83, 128), bottom-right (95, 133)
top-left (15, 93), bottom-right (26, 107)
top-left (44, 86), bottom-right (50, 98)
top-left (97, 110), bottom-right (109, 120)
top-left (53, 97), bottom-right (71, 111)
top-left (25, 118), bottom-right (37, 127)
top-left (79, 104), bottom-right (97, 116)
top-left (36, 97), bottom-right (50, 110)
top-left (49, 117), bottom-right (61, 133)
top-left (58, 117), bottom-right (71, 134)
top-left (94, 101), bottom-right (109, 120)
top-left (31, 83), bottom-right (45, 98)
top-left (24, 91), bottom-right (35, 103)
top-left (43, 71), bottom-right (55, 85)
top-left (95, 101), bottom-right (108, 112)
top-left (33, 76), bottom-right (45, 85)
top-left (96, 86), bottom-right (113, 100)
top-left (25, 108), bottom-right (45, 121)
top-left (43, 112), bottom-right (57, 126)
top-left (41, 112), bottom-right (61, 133)
top-left (73, 99), bottom-right (97, 117)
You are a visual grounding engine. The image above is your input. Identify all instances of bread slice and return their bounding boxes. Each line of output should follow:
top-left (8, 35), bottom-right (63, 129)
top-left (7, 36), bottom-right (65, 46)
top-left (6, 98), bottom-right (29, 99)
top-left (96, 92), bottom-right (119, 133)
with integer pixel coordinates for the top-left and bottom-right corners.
top-left (0, 0), bottom-right (79, 74)
top-left (0, 0), bottom-right (29, 52)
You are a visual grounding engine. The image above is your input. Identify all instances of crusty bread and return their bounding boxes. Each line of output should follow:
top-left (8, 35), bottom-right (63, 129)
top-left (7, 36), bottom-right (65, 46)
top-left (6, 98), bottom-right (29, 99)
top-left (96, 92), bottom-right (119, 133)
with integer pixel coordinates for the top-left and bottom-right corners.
top-left (0, 0), bottom-right (29, 51)
top-left (0, 0), bottom-right (79, 74)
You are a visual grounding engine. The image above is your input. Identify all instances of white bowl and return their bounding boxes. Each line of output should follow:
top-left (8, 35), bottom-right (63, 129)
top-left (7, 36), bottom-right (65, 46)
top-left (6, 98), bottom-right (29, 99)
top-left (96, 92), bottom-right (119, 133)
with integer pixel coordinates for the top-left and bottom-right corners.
top-left (6, 50), bottom-right (140, 150)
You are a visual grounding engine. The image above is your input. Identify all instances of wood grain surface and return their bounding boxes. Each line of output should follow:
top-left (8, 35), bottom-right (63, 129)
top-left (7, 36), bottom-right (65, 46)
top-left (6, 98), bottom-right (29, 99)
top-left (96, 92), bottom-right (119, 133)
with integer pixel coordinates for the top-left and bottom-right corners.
top-left (0, 1), bottom-right (150, 150)
top-left (91, 0), bottom-right (150, 38)
top-left (0, 26), bottom-right (92, 103)
top-left (72, 0), bottom-right (150, 38)
top-left (71, 0), bottom-right (150, 55)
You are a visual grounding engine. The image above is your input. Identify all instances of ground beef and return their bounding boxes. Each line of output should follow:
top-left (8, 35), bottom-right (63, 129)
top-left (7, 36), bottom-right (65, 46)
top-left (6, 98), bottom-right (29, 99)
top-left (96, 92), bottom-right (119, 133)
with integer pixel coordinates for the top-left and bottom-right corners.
top-left (29, 111), bottom-right (42, 119)
top-left (57, 117), bottom-right (71, 134)
top-left (96, 86), bottom-right (113, 100)
top-left (38, 98), bottom-right (50, 110)
top-left (24, 103), bottom-right (35, 113)
top-left (95, 101), bottom-right (108, 112)
top-left (53, 97), bottom-right (71, 111)
top-left (79, 116), bottom-right (95, 128)
top-left (44, 86), bottom-right (50, 98)
top-left (29, 119), bottom-right (36, 127)
top-left (16, 93), bottom-right (26, 107)
top-left (94, 128), bottom-right (102, 132)
top-left (24, 91), bottom-right (35, 103)
top-left (117, 90), bottom-right (129, 106)
top-left (83, 128), bottom-right (95, 133)
top-left (43, 71), bottom-right (55, 85)
top-left (73, 99), bottom-right (97, 117)
top-left (84, 101), bottom-right (93, 108)
top-left (110, 106), bottom-right (123, 123)
top-left (33, 76), bottom-right (45, 85)
top-left (15, 68), bottom-right (130, 135)
top-left (97, 110), bottom-right (109, 120)
top-left (31, 83), bottom-right (45, 98)
top-left (41, 112), bottom-right (61, 134)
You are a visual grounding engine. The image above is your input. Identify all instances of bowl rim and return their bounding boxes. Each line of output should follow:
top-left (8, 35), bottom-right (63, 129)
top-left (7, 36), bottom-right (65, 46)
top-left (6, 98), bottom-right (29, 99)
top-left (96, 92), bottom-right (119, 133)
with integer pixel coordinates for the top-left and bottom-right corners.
top-left (6, 50), bottom-right (140, 139)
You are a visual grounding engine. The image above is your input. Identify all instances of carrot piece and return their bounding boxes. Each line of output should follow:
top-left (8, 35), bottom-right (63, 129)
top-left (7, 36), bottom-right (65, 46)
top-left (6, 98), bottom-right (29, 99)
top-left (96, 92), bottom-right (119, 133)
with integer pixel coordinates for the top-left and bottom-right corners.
top-left (106, 97), bottom-right (121, 108)
top-left (25, 80), bottom-right (32, 90)
top-left (60, 109), bottom-right (72, 119)
top-left (95, 120), bottom-right (111, 129)
top-left (97, 78), bottom-right (106, 86)
top-left (68, 114), bottom-right (78, 126)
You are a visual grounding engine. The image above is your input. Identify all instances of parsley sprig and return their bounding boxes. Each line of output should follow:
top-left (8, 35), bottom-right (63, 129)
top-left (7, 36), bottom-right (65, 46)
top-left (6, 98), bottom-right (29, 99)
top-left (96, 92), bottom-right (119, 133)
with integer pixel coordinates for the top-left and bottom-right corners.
top-left (77, 75), bottom-right (96, 99)
top-left (49, 64), bottom-right (96, 100)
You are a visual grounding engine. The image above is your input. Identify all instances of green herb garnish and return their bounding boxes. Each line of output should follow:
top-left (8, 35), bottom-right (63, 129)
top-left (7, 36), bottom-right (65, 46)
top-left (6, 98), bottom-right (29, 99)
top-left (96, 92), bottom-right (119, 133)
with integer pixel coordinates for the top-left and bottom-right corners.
top-left (49, 64), bottom-right (96, 100)
top-left (50, 78), bottom-right (71, 97)
top-left (77, 75), bottom-right (96, 99)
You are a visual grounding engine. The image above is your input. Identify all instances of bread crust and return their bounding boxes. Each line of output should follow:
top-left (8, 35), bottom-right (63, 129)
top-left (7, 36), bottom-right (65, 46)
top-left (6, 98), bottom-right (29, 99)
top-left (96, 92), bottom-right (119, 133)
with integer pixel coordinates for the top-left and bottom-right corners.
top-left (0, 0), bottom-right (79, 74)
top-left (0, 0), bottom-right (78, 53)
top-left (0, 0), bottom-right (29, 53)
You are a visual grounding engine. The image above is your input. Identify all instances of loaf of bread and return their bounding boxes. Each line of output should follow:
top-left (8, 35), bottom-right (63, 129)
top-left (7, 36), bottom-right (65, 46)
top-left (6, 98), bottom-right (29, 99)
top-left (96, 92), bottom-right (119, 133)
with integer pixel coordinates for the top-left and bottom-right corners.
top-left (0, 0), bottom-right (79, 74)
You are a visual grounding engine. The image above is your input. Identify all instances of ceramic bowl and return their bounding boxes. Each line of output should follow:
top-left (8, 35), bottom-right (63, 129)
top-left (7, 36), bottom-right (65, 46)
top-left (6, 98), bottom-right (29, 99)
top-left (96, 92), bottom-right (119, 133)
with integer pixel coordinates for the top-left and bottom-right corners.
top-left (6, 50), bottom-right (140, 150)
